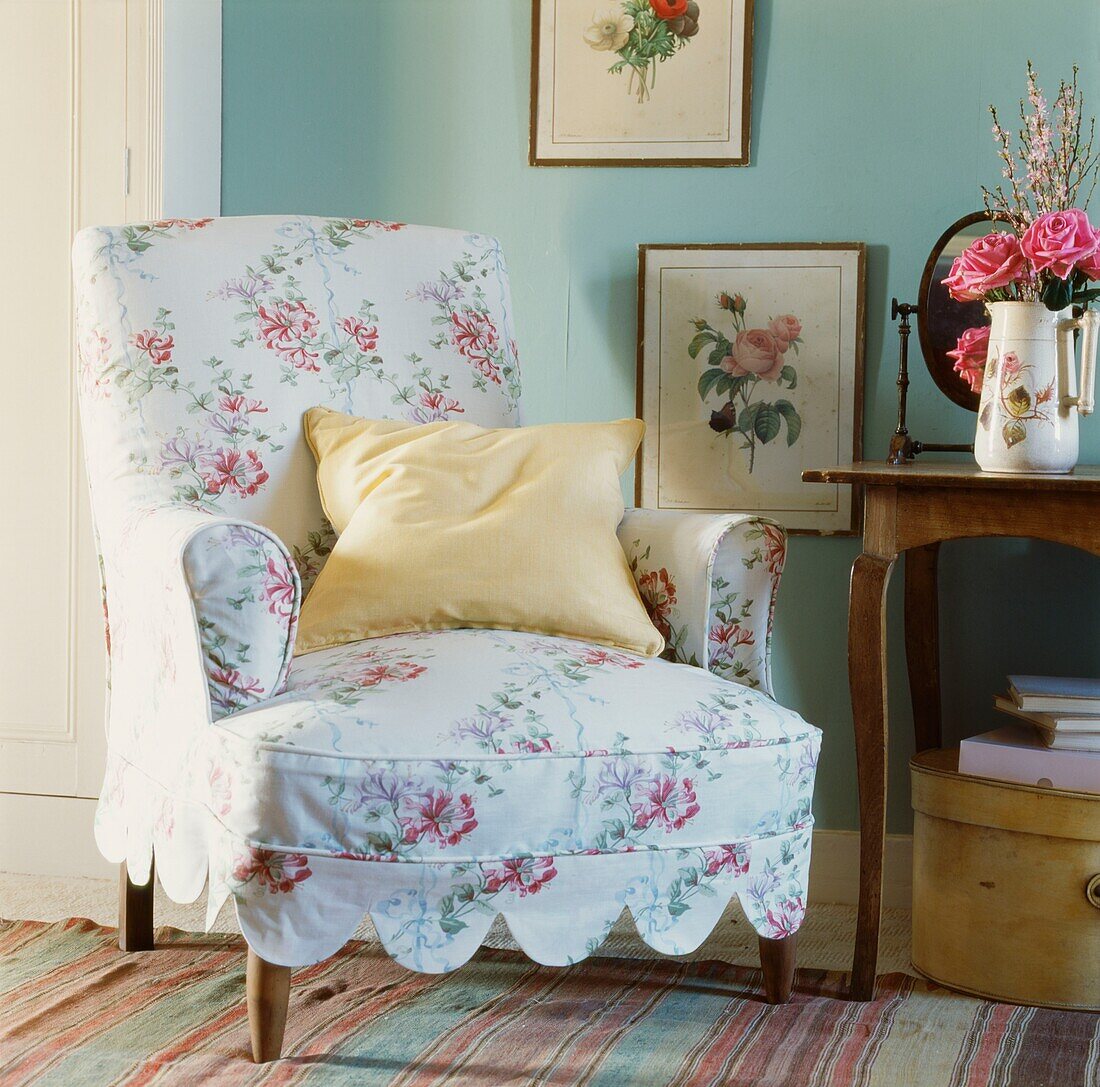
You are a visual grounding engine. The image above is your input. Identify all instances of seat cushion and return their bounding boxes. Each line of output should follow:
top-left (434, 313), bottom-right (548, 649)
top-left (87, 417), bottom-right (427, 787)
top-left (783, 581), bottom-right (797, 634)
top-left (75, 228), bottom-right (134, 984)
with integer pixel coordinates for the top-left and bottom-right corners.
top-left (93, 627), bottom-right (820, 969)
top-left (213, 628), bottom-right (819, 864)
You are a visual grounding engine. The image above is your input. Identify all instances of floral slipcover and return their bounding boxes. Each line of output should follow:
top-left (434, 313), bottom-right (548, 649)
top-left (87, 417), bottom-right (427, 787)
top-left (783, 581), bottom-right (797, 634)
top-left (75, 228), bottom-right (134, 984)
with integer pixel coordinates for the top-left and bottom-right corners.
top-left (73, 216), bottom-right (819, 972)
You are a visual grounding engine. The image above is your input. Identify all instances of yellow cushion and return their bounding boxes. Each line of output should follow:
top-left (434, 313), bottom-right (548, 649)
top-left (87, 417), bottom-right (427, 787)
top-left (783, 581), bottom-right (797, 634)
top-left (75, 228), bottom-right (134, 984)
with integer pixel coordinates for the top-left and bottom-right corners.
top-left (295, 407), bottom-right (662, 657)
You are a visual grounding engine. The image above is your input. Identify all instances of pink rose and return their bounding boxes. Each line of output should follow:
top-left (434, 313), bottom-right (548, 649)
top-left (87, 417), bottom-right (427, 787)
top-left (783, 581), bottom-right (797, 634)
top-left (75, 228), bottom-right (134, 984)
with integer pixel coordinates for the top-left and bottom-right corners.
top-left (769, 314), bottom-right (802, 351)
top-left (1020, 209), bottom-right (1099, 280)
top-left (1000, 351), bottom-right (1023, 381)
top-left (720, 328), bottom-right (784, 381)
top-left (942, 232), bottom-right (1027, 302)
top-left (945, 326), bottom-right (990, 394)
top-left (1077, 232), bottom-right (1100, 280)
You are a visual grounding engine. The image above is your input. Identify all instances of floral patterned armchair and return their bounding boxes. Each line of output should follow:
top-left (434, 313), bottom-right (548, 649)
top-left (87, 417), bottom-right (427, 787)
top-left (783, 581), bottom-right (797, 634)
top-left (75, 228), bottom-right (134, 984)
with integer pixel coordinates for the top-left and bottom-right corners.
top-left (72, 216), bottom-right (820, 1062)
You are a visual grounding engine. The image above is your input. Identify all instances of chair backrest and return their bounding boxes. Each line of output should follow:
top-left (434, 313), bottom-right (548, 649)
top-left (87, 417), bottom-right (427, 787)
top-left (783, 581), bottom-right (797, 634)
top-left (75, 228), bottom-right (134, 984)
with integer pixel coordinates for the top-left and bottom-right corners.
top-left (73, 215), bottom-right (521, 588)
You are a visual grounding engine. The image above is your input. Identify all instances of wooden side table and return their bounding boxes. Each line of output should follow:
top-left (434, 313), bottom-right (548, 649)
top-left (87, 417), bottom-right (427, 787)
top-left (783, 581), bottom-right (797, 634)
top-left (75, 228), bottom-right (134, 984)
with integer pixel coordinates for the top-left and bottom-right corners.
top-left (802, 460), bottom-right (1100, 1001)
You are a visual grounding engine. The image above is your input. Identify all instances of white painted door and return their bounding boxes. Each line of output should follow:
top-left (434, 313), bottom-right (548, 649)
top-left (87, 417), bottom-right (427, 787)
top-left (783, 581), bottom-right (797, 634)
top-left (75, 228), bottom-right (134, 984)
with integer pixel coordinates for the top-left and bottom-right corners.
top-left (0, 0), bottom-right (159, 874)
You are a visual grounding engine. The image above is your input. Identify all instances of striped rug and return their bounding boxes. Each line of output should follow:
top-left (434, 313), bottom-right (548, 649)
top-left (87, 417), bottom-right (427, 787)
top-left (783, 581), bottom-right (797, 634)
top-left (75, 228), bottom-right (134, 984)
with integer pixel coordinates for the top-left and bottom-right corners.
top-left (1, 919), bottom-right (1096, 1086)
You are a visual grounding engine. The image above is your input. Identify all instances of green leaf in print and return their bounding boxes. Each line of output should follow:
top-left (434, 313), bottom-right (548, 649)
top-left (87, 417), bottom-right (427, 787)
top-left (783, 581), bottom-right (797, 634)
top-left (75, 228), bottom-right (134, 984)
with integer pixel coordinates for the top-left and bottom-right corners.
top-left (775, 399), bottom-right (802, 446)
top-left (688, 331), bottom-right (716, 358)
top-left (753, 404), bottom-right (782, 444)
top-left (698, 367), bottom-right (726, 400)
top-left (707, 341), bottom-right (731, 367)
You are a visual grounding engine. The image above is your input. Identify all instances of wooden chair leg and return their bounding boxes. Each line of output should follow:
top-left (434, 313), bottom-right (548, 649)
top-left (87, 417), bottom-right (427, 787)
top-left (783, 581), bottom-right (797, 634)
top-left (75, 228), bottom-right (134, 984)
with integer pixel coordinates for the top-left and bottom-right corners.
top-left (118, 861), bottom-right (154, 952)
top-left (247, 948), bottom-right (291, 1063)
top-left (758, 933), bottom-right (797, 1004)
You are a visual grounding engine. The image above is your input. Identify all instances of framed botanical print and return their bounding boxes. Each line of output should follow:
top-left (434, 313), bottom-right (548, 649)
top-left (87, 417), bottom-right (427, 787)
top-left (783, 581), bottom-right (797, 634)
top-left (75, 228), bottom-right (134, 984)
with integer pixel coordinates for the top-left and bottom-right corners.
top-left (637, 244), bottom-right (866, 534)
top-left (530, 0), bottom-right (753, 166)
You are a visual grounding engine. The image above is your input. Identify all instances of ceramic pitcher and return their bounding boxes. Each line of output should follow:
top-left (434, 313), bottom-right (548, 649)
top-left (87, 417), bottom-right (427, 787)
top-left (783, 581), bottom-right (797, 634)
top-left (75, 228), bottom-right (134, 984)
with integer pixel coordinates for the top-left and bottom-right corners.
top-left (975, 301), bottom-right (1099, 473)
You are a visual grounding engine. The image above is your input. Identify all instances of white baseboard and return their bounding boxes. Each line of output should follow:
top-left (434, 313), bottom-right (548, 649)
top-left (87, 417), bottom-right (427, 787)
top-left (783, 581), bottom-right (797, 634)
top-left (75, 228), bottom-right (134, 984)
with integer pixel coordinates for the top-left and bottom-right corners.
top-left (0, 793), bottom-right (114, 880)
top-left (809, 829), bottom-right (912, 910)
top-left (0, 795), bottom-right (912, 908)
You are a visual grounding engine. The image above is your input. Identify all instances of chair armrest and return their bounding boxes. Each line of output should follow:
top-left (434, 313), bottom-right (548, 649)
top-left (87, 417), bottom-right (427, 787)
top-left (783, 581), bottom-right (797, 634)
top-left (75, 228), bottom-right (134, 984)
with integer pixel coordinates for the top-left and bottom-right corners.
top-left (107, 506), bottom-right (300, 731)
top-left (618, 509), bottom-right (786, 696)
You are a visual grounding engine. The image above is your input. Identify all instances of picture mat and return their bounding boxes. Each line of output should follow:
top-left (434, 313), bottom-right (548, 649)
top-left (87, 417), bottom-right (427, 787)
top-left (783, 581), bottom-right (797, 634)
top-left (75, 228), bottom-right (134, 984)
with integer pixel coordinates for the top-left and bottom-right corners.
top-left (532, 0), bottom-right (749, 164)
top-left (639, 246), bottom-right (863, 533)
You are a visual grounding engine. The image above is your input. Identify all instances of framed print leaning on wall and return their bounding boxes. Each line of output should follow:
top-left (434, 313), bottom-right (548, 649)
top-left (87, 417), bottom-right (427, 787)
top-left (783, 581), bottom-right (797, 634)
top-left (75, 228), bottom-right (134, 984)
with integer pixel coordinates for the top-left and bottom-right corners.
top-left (530, 0), bottom-right (753, 166)
top-left (637, 244), bottom-right (866, 535)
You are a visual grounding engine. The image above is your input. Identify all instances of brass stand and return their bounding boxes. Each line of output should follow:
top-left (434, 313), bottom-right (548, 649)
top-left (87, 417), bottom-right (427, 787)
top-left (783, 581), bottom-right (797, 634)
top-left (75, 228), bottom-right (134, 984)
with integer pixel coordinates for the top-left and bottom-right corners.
top-left (888, 298), bottom-right (973, 464)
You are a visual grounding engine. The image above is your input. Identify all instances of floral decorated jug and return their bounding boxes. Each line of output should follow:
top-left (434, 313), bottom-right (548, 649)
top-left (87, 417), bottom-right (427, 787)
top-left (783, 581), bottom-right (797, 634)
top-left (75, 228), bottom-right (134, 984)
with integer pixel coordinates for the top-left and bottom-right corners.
top-left (975, 301), bottom-right (1098, 473)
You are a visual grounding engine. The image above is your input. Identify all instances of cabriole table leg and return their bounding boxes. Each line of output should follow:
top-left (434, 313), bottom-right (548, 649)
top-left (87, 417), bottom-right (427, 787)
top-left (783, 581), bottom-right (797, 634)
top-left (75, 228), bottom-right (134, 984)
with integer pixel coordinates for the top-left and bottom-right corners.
top-left (848, 550), bottom-right (896, 1001)
top-left (904, 542), bottom-right (942, 753)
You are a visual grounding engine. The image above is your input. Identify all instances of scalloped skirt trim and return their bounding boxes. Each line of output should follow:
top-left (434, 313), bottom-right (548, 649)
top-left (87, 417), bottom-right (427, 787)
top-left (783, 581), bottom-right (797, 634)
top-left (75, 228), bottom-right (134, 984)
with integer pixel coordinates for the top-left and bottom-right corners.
top-left (96, 756), bottom-right (813, 972)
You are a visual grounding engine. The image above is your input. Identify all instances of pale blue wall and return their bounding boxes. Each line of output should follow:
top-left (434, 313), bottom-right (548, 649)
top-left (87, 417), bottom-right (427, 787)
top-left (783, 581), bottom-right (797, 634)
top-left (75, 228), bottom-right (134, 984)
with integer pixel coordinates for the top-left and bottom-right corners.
top-left (222, 0), bottom-right (1100, 832)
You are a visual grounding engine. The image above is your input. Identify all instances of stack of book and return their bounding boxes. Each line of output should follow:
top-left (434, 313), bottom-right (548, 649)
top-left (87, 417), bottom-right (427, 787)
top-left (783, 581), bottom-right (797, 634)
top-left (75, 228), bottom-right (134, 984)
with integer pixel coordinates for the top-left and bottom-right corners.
top-left (958, 676), bottom-right (1100, 794)
top-left (996, 675), bottom-right (1100, 751)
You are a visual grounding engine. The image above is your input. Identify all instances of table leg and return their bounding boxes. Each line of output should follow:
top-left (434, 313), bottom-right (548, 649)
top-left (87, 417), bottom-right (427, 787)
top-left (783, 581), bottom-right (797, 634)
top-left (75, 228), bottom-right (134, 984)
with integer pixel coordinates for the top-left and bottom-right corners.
top-left (904, 543), bottom-right (942, 753)
top-left (848, 551), bottom-right (896, 1001)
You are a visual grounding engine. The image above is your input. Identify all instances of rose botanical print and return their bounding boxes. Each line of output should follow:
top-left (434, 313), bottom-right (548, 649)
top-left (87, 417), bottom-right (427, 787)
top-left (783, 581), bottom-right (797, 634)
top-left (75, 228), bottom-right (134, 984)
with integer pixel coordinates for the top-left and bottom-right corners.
top-left (583, 1), bottom-right (702, 104)
top-left (637, 244), bottom-right (866, 534)
top-left (531, 0), bottom-right (753, 166)
top-left (691, 292), bottom-right (803, 473)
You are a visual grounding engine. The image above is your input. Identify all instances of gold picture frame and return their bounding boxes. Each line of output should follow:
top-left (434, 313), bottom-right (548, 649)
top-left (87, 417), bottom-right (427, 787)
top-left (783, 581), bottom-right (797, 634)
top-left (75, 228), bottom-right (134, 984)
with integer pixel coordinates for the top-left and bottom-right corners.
top-left (530, 0), bottom-right (754, 167)
top-left (636, 243), bottom-right (867, 535)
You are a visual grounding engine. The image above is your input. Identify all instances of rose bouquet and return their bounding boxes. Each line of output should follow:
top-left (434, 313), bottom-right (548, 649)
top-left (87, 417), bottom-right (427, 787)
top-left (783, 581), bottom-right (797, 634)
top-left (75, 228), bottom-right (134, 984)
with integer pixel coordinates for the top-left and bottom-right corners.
top-left (944, 65), bottom-right (1099, 393)
top-left (584, 1), bottom-right (700, 104)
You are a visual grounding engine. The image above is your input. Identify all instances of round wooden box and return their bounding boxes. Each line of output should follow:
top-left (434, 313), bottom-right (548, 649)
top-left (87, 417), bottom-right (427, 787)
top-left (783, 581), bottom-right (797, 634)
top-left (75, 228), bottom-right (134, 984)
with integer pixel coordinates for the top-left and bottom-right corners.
top-left (910, 748), bottom-right (1100, 1010)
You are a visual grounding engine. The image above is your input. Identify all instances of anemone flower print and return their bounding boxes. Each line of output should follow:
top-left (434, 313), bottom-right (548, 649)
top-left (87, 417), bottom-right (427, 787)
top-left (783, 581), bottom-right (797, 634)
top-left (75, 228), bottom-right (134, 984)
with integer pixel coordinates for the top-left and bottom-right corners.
top-left (584, 1), bottom-right (701, 103)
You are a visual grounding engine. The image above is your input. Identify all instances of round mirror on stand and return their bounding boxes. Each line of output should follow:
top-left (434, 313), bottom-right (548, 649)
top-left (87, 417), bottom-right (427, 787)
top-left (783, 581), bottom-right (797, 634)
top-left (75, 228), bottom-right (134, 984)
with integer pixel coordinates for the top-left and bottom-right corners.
top-left (888, 211), bottom-right (1012, 462)
top-left (916, 211), bottom-right (996, 412)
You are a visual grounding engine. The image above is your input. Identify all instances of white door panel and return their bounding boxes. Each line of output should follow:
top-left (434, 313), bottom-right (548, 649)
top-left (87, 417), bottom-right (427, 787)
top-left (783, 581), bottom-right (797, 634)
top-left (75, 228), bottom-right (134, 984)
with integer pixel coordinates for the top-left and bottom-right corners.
top-left (0, 0), bottom-right (153, 800)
